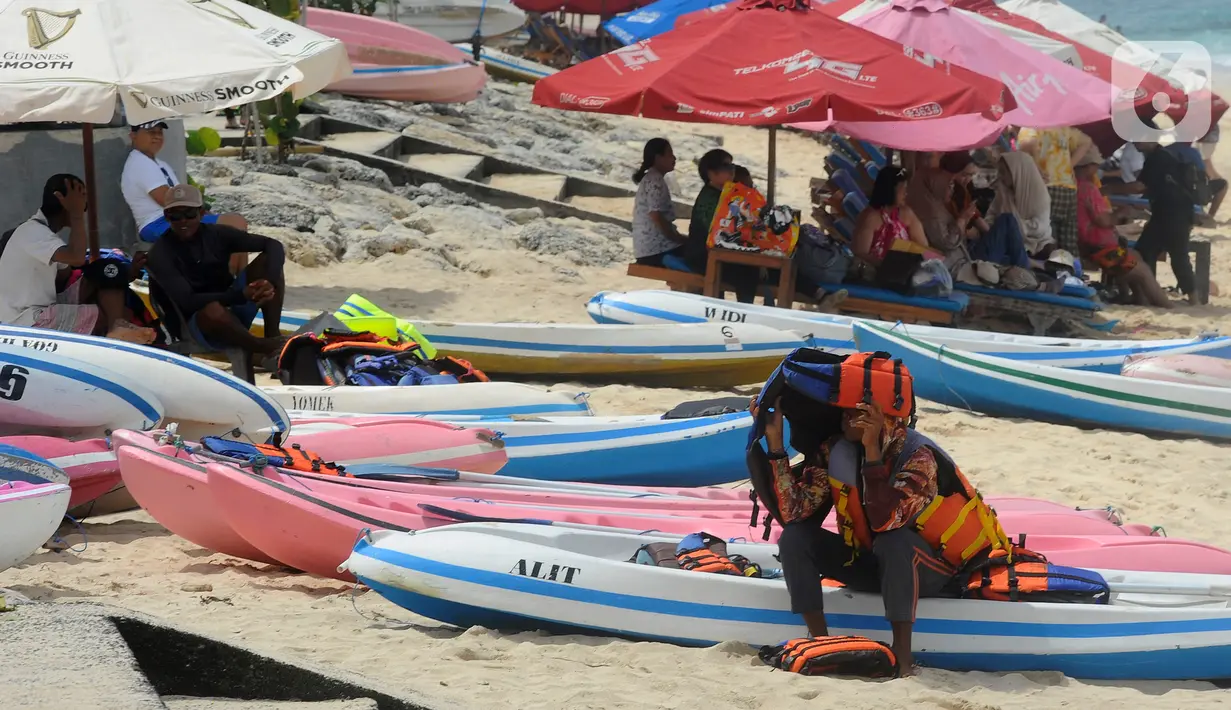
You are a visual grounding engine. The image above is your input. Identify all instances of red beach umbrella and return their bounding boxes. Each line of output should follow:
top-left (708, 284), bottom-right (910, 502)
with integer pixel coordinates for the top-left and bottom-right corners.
top-left (531, 0), bottom-right (1013, 127)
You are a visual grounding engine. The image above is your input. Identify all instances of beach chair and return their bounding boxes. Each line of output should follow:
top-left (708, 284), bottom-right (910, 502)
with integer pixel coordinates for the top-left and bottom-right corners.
top-left (526, 15), bottom-right (592, 66)
top-left (833, 217), bottom-right (855, 241)
top-left (842, 191), bottom-right (868, 221)
top-left (146, 278), bottom-right (255, 384)
top-left (828, 169), bottom-right (863, 203)
top-left (825, 153), bottom-right (872, 194)
top-left (858, 141), bottom-right (888, 168)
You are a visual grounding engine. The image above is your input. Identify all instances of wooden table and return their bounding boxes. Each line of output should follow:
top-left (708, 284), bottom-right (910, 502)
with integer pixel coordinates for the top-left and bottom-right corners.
top-left (704, 249), bottom-right (796, 308)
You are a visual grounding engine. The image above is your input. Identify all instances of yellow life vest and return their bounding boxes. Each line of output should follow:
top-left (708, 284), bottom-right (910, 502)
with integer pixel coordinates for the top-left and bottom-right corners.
top-left (334, 293), bottom-right (438, 359)
top-left (829, 431), bottom-right (1013, 568)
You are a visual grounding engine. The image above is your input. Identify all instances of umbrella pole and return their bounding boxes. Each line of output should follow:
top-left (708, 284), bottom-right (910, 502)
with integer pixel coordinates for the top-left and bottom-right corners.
top-left (82, 124), bottom-right (100, 262)
top-left (766, 125), bottom-right (777, 206)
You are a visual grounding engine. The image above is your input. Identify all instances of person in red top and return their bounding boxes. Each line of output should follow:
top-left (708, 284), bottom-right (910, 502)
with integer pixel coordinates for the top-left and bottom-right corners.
top-left (851, 166), bottom-right (931, 269)
top-left (1074, 153), bottom-right (1172, 308)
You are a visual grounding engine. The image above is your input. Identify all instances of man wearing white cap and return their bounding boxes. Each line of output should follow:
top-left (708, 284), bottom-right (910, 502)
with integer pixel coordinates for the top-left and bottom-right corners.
top-left (145, 184), bottom-right (286, 357)
top-left (120, 121), bottom-right (250, 271)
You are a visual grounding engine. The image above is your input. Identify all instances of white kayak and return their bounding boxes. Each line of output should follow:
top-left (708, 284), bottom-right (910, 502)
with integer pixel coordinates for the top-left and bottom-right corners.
top-left (343, 523), bottom-right (1231, 681)
top-left (412, 320), bottom-right (808, 387)
top-left (588, 290), bottom-right (1231, 373)
top-left (0, 325), bottom-right (288, 440)
top-left (0, 481), bottom-right (70, 572)
top-left (376, 0), bottom-right (526, 42)
top-left (0, 343), bottom-right (163, 438)
top-left (1121, 353), bottom-right (1231, 389)
top-left (454, 43), bottom-right (556, 83)
top-left (263, 382), bottom-right (591, 418)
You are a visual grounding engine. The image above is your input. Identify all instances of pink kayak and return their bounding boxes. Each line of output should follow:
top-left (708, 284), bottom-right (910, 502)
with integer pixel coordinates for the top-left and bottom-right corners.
top-left (1, 480), bottom-right (71, 571)
top-left (1, 436), bottom-right (120, 508)
top-left (118, 429), bottom-right (1133, 536)
top-left (213, 461), bottom-right (1231, 579)
top-left (308, 8), bottom-right (487, 103)
top-left (116, 419), bottom-right (508, 474)
top-left (1121, 353), bottom-right (1231, 389)
top-left (116, 445), bottom-right (279, 564)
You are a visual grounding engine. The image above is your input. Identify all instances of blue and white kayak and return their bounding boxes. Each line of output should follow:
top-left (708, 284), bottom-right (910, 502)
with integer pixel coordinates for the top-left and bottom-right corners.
top-left (343, 523), bottom-right (1231, 681)
top-left (853, 322), bottom-right (1231, 440)
top-left (588, 290), bottom-right (1231, 372)
top-left (0, 343), bottom-right (163, 438)
top-left (263, 382), bottom-right (592, 419)
top-left (440, 412), bottom-right (752, 486)
top-left (0, 324), bottom-right (288, 441)
top-left (413, 320), bottom-right (808, 387)
top-left (453, 42), bottom-right (555, 83)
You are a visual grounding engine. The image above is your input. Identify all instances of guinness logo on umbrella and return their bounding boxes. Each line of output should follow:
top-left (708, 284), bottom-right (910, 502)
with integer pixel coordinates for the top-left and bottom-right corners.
top-left (129, 89), bottom-right (150, 109)
top-left (23, 7), bottom-right (80, 49)
top-left (188, 0), bottom-right (255, 29)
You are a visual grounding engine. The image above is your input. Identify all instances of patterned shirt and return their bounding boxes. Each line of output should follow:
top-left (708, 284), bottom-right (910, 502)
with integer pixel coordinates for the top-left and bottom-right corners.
top-left (1019, 127), bottom-right (1086, 190)
top-left (631, 168), bottom-right (678, 259)
top-left (768, 435), bottom-right (940, 533)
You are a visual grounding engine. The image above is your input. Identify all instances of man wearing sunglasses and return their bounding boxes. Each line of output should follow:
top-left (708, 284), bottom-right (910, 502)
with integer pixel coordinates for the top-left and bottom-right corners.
top-left (121, 120), bottom-right (249, 274)
top-left (145, 185), bottom-right (286, 358)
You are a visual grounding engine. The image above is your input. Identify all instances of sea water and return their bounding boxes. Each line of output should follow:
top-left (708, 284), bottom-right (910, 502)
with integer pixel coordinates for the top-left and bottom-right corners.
top-left (1065, 0), bottom-right (1231, 74)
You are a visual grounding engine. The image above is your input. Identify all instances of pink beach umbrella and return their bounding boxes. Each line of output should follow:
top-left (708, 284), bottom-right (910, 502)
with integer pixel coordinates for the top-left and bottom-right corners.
top-left (792, 0), bottom-right (1115, 150)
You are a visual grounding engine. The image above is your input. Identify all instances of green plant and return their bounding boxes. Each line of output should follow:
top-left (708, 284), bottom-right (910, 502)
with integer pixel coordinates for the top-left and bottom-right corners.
top-left (187, 174), bottom-right (214, 210)
top-left (257, 93), bottom-right (304, 163)
top-left (311, 0), bottom-right (377, 15)
top-left (185, 127), bottom-right (222, 156)
top-left (241, 0), bottom-right (300, 21)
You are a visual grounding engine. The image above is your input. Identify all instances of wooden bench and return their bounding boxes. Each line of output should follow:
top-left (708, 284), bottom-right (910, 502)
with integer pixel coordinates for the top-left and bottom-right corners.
top-left (704, 249), bottom-right (798, 309)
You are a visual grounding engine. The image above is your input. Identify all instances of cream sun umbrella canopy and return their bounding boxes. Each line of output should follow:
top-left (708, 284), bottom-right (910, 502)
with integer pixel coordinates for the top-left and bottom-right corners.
top-left (0, 0), bottom-right (350, 253)
top-left (0, 0), bottom-right (349, 123)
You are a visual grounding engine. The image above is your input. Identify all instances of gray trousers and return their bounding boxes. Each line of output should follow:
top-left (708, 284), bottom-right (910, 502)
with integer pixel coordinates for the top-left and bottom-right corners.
top-left (778, 520), bottom-right (957, 623)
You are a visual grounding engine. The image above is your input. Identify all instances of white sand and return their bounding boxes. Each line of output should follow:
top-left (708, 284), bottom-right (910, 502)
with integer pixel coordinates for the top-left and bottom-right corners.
top-left (4, 110), bottom-right (1231, 709)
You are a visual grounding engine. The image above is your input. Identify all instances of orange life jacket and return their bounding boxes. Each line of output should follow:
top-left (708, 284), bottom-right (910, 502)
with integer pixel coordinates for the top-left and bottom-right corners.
top-left (829, 351), bottom-right (914, 420)
top-left (676, 548), bottom-right (745, 576)
top-left (828, 430), bottom-right (1011, 569)
top-left (252, 442), bottom-right (341, 475)
top-left (758, 636), bottom-right (898, 678)
top-left (962, 547), bottom-right (1110, 603)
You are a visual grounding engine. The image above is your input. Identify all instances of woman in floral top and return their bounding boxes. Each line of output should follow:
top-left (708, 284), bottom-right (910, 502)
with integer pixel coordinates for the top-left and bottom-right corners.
top-left (631, 139), bottom-right (686, 266)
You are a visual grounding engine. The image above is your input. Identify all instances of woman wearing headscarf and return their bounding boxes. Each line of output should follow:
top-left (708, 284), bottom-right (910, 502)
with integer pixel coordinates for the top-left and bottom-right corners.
top-left (912, 152), bottom-right (1029, 270)
top-left (631, 138), bottom-right (686, 267)
top-left (988, 151), bottom-right (1056, 260)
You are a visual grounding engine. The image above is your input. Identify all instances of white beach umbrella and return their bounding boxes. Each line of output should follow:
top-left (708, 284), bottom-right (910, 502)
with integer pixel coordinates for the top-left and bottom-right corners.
top-left (0, 0), bottom-right (350, 124)
top-left (990, 0), bottom-right (1211, 94)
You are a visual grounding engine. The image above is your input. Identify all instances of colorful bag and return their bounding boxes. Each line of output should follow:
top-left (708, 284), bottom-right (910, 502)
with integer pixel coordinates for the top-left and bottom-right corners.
top-left (759, 636), bottom-right (898, 677)
top-left (629, 532), bottom-right (763, 578)
top-left (706, 182), bottom-right (799, 257)
top-left (962, 547), bottom-right (1110, 603)
top-left (199, 437), bottom-right (342, 475)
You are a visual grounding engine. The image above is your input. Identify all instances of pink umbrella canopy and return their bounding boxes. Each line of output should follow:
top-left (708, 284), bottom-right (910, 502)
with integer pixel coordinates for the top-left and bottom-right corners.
top-left (792, 0), bottom-right (1115, 150)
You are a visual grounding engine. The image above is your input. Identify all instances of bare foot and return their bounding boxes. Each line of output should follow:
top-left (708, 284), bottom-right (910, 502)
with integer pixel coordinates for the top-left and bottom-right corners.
top-left (106, 319), bottom-right (156, 345)
top-left (816, 288), bottom-right (849, 312)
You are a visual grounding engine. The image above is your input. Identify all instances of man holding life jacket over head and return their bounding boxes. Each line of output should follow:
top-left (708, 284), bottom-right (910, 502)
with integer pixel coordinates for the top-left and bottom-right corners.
top-left (747, 349), bottom-right (1012, 675)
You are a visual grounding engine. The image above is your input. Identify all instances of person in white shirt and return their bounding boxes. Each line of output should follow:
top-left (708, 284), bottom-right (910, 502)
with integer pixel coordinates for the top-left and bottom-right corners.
top-left (120, 120), bottom-right (249, 271)
top-left (0, 174), bottom-right (154, 343)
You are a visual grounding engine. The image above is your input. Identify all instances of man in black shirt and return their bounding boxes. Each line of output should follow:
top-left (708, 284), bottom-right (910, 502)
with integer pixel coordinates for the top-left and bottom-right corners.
top-left (1133, 141), bottom-right (1197, 300)
top-left (146, 184), bottom-right (286, 354)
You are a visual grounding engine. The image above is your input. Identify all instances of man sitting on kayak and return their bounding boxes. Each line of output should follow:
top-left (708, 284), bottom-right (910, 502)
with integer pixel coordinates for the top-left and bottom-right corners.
top-left (749, 353), bottom-right (1011, 674)
top-left (145, 184), bottom-right (286, 357)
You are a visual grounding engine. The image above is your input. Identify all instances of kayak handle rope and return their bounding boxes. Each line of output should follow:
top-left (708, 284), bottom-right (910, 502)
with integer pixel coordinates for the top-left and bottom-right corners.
top-left (934, 344), bottom-right (975, 414)
top-left (50, 514), bottom-right (88, 553)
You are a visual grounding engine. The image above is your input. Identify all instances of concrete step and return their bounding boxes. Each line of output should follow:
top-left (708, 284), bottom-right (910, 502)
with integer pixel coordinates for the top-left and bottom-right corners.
top-left (486, 172), bottom-right (568, 202)
top-left (320, 131), bottom-right (399, 155)
top-left (404, 153), bottom-right (485, 179)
